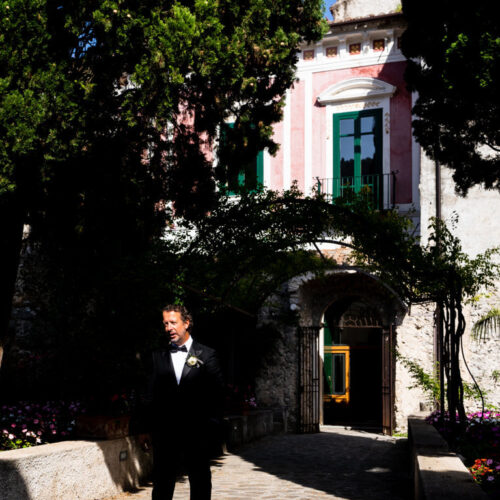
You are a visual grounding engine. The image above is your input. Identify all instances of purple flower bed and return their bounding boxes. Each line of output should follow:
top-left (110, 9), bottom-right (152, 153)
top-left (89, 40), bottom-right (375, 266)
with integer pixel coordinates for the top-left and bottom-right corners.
top-left (0, 401), bottom-right (84, 451)
top-left (427, 410), bottom-right (500, 489)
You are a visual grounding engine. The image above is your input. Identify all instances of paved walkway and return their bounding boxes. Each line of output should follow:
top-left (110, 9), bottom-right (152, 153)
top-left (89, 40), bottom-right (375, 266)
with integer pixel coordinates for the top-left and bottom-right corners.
top-left (104, 426), bottom-right (410, 499)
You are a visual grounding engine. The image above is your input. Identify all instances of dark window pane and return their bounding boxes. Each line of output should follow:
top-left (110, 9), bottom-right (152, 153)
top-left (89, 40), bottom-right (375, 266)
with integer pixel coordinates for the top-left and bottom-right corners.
top-left (361, 116), bottom-right (375, 134)
top-left (228, 170), bottom-right (240, 192)
top-left (339, 118), bottom-right (354, 135)
top-left (361, 134), bottom-right (377, 176)
top-left (340, 136), bottom-right (354, 178)
top-left (333, 353), bottom-right (345, 394)
top-left (244, 157), bottom-right (257, 190)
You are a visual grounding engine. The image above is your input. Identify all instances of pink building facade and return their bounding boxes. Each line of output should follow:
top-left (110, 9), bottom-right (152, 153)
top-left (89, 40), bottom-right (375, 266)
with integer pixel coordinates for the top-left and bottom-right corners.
top-left (262, 13), bottom-right (417, 218)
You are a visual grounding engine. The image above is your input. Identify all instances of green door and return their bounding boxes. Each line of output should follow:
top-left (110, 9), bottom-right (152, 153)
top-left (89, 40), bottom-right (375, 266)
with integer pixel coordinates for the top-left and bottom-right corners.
top-left (332, 109), bottom-right (383, 205)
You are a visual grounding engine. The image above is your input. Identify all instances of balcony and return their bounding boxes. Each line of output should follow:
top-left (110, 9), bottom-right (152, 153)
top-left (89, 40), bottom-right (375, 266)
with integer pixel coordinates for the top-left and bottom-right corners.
top-left (315, 173), bottom-right (396, 209)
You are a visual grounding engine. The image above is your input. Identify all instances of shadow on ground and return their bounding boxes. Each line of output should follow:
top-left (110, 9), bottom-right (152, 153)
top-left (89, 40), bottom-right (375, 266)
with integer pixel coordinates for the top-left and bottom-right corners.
top-left (232, 427), bottom-right (411, 500)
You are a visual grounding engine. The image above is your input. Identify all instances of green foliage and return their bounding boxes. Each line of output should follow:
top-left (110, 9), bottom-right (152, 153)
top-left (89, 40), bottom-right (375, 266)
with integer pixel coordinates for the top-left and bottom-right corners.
top-left (396, 353), bottom-right (440, 401)
top-left (462, 380), bottom-right (488, 405)
top-left (7, 174), bottom-right (499, 420)
top-left (0, 436), bottom-right (33, 450)
top-left (402, 0), bottom-right (500, 194)
top-left (393, 431), bottom-right (407, 438)
top-left (397, 353), bottom-right (488, 407)
top-left (0, 0), bottom-right (327, 220)
top-left (165, 185), bottom-right (338, 315)
top-left (472, 308), bottom-right (500, 341)
top-left (0, 0), bottom-right (327, 353)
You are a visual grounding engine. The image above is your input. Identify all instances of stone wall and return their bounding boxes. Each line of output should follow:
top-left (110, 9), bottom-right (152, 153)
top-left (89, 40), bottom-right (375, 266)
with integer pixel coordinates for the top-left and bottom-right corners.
top-left (419, 152), bottom-right (500, 413)
top-left (419, 154), bottom-right (500, 258)
top-left (395, 304), bottom-right (435, 431)
top-left (255, 283), bottom-right (301, 432)
top-left (0, 435), bottom-right (152, 500)
top-left (461, 294), bottom-right (500, 410)
top-left (330, 0), bottom-right (401, 22)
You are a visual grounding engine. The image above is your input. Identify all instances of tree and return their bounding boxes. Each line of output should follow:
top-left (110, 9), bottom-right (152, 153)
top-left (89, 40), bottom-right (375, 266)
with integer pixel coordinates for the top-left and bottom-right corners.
top-left (350, 213), bottom-right (498, 433)
top-left (0, 0), bottom-right (326, 365)
top-left (178, 188), bottom-right (499, 435)
top-left (401, 0), bottom-right (500, 194)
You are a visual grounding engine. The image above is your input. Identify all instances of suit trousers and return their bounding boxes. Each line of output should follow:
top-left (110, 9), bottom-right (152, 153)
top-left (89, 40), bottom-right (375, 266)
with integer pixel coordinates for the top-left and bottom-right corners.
top-left (152, 432), bottom-right (211, 500)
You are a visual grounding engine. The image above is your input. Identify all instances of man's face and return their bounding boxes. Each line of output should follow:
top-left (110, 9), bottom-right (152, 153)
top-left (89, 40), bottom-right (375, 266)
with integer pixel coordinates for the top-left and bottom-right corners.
top-left (163, 310), bottom-right (190, 346)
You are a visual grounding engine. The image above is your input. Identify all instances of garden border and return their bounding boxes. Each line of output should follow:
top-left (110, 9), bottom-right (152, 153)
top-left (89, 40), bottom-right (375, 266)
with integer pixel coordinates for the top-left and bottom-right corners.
top-left (0, 410), bottom-right (276, 499)
top-left (408, 413), bottom-right (489, 499)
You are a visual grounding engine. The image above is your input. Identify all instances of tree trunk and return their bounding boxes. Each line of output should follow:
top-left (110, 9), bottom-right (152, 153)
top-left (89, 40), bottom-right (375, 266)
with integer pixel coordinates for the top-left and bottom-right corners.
top-left (442, 294), bottom-right (467, 438)
top-left (0, 193), bottom-right (25, 369)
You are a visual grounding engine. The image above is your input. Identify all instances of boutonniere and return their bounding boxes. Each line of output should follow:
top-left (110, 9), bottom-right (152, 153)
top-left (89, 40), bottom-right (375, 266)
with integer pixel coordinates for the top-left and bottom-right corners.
top-left (186, 354), bottom-right (204, 368)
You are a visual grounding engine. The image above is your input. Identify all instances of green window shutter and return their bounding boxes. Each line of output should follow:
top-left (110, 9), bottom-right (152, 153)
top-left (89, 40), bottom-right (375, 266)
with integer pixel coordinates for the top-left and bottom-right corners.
top-left (221, 122), bottom-right (263, 195)
top-left (324, 322), bottom-right (333, 346)
top-left (256, 149), bottom-right (264, 186)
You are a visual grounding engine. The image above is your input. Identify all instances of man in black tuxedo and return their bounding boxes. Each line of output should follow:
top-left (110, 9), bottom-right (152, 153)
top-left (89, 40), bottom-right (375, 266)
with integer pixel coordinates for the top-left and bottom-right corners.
top-left (145, 304), bottom-right (224, 500)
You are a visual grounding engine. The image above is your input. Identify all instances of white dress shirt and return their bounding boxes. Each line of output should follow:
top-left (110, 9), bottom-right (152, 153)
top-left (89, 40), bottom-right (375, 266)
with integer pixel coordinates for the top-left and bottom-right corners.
top-left (170, 336), bottom-right (193, 384)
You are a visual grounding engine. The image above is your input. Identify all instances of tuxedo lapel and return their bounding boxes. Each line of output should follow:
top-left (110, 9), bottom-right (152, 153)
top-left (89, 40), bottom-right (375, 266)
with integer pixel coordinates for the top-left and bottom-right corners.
top-left (160, 349), bottom-right (178, 384)
top-left (179, 342), bottom-right (203, 384)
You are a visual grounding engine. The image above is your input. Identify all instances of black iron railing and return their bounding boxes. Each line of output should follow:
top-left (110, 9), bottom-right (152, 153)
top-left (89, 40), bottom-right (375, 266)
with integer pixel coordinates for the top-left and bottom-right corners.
top-left (315, 172), bottom-right (396, 209)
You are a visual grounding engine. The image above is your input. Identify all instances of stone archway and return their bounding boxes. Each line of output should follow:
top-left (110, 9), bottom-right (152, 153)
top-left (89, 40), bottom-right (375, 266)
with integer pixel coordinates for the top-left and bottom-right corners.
top-left (293, 269), bottom-right (405, 434)
top-left (255, 268), bottom-right (406, 435)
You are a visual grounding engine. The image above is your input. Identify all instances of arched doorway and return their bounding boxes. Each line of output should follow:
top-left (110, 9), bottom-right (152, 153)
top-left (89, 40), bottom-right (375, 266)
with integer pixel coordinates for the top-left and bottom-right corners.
top-left (257, 268), bottom-right (404, 435)
top-left (291, 269), bottom-right (403, 435)
top-left (322, 297), bottom-right (383, 428)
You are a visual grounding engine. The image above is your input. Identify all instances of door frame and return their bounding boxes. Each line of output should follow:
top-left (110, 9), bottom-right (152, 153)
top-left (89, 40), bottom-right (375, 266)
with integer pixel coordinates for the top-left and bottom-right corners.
top-left (318, 322), bottom-right (395, 434)
top-left (381, 325), bottom-right (395, 435)
top-left (332, 108), bottom-right (383, 182)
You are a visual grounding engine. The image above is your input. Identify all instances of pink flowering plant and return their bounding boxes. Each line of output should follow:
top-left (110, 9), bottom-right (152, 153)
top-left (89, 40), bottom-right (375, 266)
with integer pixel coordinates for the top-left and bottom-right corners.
top-left (0, 401), bottom-right (84, 451)
top-left (427, 409), bottom-right (500, 488)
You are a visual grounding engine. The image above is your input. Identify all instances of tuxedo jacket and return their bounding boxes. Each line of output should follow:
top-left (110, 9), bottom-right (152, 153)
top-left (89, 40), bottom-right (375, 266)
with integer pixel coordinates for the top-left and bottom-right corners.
top-left (143, 340), bottom-right (224, 438)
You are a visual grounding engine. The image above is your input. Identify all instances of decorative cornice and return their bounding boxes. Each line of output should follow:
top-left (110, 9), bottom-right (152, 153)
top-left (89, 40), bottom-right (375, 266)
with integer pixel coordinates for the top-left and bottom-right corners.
top-left (316, 77), bottom-right (397, 105)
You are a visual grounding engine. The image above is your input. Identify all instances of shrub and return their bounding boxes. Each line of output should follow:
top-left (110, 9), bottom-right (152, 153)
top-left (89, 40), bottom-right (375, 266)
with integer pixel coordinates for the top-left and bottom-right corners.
top-left (0, 401), bottom-right (84, 451)
top-left (427, 409), bottom-right (500, 488)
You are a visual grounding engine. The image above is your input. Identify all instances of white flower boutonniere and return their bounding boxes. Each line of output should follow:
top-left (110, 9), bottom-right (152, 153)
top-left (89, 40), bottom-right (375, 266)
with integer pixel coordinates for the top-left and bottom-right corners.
top-left (186, 355), bottom-right (204, 368)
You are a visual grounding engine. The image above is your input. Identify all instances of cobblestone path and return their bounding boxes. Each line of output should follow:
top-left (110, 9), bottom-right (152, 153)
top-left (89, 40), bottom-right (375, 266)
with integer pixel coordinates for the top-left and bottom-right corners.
top-left (104, 426), bottom-right (410, 499)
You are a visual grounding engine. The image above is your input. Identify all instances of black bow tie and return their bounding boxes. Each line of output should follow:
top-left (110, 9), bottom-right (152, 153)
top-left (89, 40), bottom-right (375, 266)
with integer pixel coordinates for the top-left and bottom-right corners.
top-left (169, 344), bottom-right (188, 353)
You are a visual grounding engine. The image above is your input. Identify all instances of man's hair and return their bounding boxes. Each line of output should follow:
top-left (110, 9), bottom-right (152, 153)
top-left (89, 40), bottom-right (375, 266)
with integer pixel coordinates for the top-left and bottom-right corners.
top-left (162, 304), bottom-right (193, 331)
